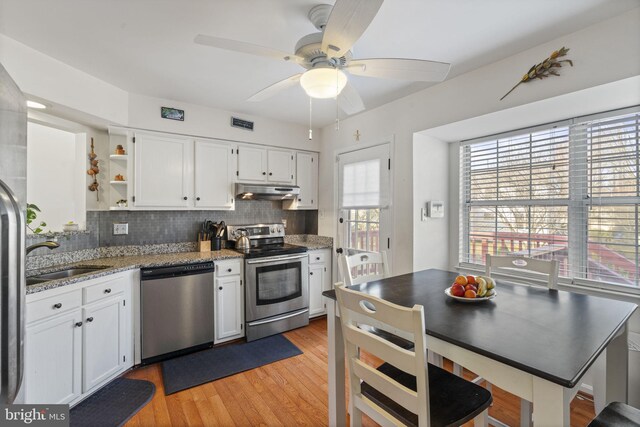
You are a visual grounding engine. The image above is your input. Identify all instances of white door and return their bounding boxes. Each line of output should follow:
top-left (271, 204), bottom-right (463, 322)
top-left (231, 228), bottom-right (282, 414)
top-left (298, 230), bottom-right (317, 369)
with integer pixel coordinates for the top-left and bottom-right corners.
top-left (214, 276), bottom-right (243, 342)
top-left (336, 143), bottom-right (392, 278)
top-left (82, 296), bottom-right (126, 392)
top-left (134, 132), bottom-right (193, 207)
top-left (267, 149), bottom-right (294, 183)
top-left (297, 152), bottom-right (318, 209)
top-left (237, 146), bottom-right (267, 182)
top-left (24, 310), bottom-right (83, 404)
top-left (194, 140), bottom-right (235, 209)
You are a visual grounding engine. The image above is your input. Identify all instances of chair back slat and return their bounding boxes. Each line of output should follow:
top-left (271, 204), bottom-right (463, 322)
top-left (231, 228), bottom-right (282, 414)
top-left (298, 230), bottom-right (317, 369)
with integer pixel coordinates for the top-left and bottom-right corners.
top-left (335, 282), bottom-right (430, 426)
top-left (486, 254), bottom-right (559, 289)
top-left (340, 251), bottom-right (390, 285)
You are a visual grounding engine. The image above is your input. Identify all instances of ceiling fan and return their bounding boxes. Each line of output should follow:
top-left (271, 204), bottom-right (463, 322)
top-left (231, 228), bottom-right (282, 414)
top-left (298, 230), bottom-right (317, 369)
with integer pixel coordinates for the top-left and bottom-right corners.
top-left (195, 0), bottom-right (451, 115)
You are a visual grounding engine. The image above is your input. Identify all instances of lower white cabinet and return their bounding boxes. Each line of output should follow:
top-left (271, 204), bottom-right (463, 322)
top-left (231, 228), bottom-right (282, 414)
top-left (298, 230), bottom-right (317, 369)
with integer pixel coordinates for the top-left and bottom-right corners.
top-left (214, 260), bottom-right (244, 343)
top-left (308, 249), bottom-right (332, 318)
top-left (25, 271), bottom-right (133, 406)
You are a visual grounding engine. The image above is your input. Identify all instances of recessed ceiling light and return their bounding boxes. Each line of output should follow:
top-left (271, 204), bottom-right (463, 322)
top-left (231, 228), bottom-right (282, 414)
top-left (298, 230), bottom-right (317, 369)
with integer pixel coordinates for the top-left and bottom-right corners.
top-left (26, 100), bottom-right (46, 109)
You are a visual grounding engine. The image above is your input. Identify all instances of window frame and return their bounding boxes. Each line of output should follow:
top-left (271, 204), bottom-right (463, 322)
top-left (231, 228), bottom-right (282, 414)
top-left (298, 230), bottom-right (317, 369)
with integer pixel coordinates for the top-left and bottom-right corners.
top-left (459, 106), bottom-right (640, 296)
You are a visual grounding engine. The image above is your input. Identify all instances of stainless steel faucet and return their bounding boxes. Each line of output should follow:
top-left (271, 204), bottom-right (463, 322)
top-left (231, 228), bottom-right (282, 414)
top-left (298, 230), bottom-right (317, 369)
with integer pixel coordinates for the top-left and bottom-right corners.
top-left (26, 241), bottom-right (60, 255)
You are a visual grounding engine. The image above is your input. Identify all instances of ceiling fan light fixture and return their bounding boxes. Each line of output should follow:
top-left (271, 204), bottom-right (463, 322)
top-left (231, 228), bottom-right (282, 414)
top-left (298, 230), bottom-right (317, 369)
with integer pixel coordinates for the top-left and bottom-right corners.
top-left (300, 68), bottom-right (347, 99)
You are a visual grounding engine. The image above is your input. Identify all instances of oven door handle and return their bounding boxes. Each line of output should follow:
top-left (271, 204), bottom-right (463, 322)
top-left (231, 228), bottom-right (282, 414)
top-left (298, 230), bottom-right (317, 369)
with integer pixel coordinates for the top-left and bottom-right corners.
top-left (247, 309), bottom-right (309, 326)
top-left (246, 254), bottom-right (308, 264)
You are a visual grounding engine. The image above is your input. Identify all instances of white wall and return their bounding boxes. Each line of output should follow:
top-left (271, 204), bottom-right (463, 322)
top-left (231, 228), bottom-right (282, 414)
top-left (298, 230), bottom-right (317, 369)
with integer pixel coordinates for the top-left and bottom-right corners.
top-left (318, 8), bottom-right (640, 276)
top-left (127, 93), bottom-right (321, 152)
top-left (26, 122), bottom-right (85, 231)
top-left (0, 34), bottom-right (129, 125)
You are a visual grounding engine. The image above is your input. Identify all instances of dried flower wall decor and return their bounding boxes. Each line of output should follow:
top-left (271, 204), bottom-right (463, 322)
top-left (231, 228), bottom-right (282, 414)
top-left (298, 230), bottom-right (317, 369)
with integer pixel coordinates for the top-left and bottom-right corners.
top-left (87, 137), bottom-right (100, 201)
top-left (500, 47), bottom-right (573, 101)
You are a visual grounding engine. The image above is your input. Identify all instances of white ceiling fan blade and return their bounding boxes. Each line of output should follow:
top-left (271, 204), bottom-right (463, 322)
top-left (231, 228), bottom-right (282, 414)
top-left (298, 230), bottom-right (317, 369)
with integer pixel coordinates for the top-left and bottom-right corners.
top-left (195, 34), bottom-right (302, 63)
top-left (347, 58), bottom-right (451, 82)
top-left (321, 0), bottom-right (383, 58)
top-left (247, 73), bottom-right (303, 102)
top-left (338, 81), bottom-right (365, 115)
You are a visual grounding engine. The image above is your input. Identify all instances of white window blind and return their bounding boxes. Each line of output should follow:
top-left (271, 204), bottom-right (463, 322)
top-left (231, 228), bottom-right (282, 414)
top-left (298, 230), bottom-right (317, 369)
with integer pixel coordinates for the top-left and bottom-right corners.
top-left (460, 108), bottom-right (640, 291)
top-left (339, 144), bottom-right (390, 209)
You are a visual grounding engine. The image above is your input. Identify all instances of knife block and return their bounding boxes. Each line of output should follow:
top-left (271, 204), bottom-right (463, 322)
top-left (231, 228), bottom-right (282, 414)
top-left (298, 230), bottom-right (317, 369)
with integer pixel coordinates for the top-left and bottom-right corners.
top-left (197, 240), bottom-right (211, 252)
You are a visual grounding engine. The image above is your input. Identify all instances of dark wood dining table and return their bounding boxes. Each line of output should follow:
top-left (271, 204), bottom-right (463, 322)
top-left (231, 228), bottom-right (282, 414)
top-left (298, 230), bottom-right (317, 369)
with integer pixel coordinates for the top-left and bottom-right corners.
top-left (323, 269), bottom-right (637, 427)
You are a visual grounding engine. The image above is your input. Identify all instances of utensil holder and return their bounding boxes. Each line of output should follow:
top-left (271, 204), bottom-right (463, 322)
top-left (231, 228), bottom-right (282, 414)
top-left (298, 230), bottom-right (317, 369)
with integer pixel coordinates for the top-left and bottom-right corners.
top-left (197, 240), bottom-right (211, 252)
top-left (212, 237), bottom-right (222, 251)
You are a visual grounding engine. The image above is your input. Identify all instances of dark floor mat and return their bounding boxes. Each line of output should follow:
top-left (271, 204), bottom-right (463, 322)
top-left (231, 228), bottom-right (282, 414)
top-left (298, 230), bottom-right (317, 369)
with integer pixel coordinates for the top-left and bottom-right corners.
top-left (70, 378), bottom-right (155, 427)
top-left (161, 334), bottom-right (303, 395)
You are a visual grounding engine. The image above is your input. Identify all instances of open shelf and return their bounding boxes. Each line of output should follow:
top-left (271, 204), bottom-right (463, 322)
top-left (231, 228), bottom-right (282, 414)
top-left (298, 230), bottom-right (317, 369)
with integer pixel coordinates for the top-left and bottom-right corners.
top-left (109, 206), bottom-right (129, 211)
top-left (109, 180), bottom-right (128, 185)
top-left (109, 154), bottom-right (129, 161)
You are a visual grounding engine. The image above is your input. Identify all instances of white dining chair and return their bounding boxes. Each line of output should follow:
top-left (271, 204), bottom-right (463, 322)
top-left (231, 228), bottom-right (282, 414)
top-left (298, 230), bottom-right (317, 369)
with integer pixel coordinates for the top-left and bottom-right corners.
top-left (339, 250), bottom-right (390, 286)
top-left (335, 282), bottom-right (492, 426)
top-left (484, 253), bottom-right (560, 427)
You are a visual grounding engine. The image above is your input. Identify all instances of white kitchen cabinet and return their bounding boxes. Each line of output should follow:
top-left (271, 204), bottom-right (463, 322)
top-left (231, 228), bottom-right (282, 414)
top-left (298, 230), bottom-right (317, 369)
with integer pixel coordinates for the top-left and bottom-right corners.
top-left (25, 271), bottom-right (134, 406)
top-left (25, 308), bottom-right (83, 404)
top-left (308, 249), bottom-right (331, 317)
top-left (134, 132), bottom-right (193, 207)
top-left (214, 260), bottom-right (244, 343)
top-left (237, 145), bottom-right (294, 184)
top-left (284, 152), bottom-right (318, 210)
top-left (194, 140), bottom-right (235, 210)
top-left (82, 295), bottom-right (127, 392)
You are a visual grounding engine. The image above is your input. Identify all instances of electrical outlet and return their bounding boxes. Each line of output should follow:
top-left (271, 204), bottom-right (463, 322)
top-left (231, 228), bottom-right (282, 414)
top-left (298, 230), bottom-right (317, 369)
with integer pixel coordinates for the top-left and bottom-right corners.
top-left (421, 208), bottom-right (428, 222)
top-left (281, 218), bottom-right (288, 229)
top-left (113, 222), bottom-right (128, 235)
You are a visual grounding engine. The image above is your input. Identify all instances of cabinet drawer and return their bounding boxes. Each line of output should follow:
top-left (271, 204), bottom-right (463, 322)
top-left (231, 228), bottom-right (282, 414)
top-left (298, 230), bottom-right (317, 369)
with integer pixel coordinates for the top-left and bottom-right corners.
top-left (309, 252), bottom-right (327, 265)
top-left (216, 260), bottom-right (242, 277)
top-left (27, 290), bottom-right (82, 324)
top-left (83, 277), bottom-right (126, 304)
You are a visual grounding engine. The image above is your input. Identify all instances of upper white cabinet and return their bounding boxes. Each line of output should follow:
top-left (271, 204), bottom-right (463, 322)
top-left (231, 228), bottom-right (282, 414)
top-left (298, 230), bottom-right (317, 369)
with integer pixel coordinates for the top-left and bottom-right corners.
top-left (237, 145), bottom-right (294, 184)
top-left (194, 140), bottom-right (235, 210)
top-left (134, 132), bottom-right (193, 208)
top-left (284, 152), bottom-right (318, 210)
top-left (132, 132), bottom-right (235, 210)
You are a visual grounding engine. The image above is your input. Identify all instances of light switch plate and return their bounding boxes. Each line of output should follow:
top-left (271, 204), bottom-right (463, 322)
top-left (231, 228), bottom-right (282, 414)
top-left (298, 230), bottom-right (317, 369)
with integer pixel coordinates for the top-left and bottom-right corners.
top-left (113, 222), bottom-right (128, 235)
top-left (421, 208), bottom-right (428, 222)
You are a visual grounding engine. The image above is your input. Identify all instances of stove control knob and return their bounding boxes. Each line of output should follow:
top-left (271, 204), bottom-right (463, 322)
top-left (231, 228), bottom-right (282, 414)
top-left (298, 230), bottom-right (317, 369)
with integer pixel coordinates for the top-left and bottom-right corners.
top-left (271, 227), bottom-right (276, 233)
top-left (278, 226), bottom-right (283, 233)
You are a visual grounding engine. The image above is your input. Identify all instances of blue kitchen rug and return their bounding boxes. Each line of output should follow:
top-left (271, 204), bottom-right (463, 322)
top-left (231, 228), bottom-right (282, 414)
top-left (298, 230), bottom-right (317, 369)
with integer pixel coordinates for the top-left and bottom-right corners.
top-left (70, 378), bottom-right (155, 427)
top-left (161, 334), bottom-right (303, 395)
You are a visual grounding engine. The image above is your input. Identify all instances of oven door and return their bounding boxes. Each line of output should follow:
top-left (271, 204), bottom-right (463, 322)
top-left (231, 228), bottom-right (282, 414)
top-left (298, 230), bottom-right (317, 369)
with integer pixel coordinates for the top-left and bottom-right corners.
top-left (245, 253), bottom-right (309, 322)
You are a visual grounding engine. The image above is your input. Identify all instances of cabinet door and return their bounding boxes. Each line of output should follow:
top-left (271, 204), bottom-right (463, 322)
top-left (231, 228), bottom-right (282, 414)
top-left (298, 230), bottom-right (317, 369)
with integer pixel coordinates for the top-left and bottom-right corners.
top-left (309, 264), bottom-right (326, 317)
top-left (134, 133), bottom-right (193, 207)
top-left (267, 149), bottom-right (294, 183)
top-left (194, 140), bottom-right (235, 209)
top-left (237, 146), bottom-right (267, 182)
top-left (297, 152), bottom-right (318, 208)
top-left (25, 310), bottom-right (83, 404)
top-left (214, 276), bottom-right (244, 343)
top-left (82, 296), bottom-right (126, 392)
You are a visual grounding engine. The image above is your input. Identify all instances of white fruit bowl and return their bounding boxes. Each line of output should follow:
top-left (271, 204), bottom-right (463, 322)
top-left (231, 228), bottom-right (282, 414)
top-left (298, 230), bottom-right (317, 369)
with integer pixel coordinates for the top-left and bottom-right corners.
top-left (445, 287), bottom-right (497, 303)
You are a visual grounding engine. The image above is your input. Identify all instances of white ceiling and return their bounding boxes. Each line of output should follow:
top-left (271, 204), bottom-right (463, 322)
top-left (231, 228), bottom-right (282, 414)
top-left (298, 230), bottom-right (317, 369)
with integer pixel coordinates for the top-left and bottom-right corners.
top-left (1, 0), bottom-right (638, 127)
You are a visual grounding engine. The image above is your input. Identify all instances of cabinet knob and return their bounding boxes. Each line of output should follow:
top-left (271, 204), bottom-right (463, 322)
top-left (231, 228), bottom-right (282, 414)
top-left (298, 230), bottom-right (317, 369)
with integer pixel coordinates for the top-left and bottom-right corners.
top-left (269, 172), bottom-right (273, 176)
top-left (219, 286), bottom-right (223, 290)
top-left (227, 268), bottom-right (232, 272)
top-left (183, 196), bottom-right (188, 200)
top-left (75, 322), bottom-right (83, 328)
top-left (196, 197), bottom-right (201, 201)
top-left (53, 303), bottom-right (62, 309)
top-left (86, 317), bottom-right (94, 322)
top-left (104, 288), bottom-right (112, 294)
top-left (262, 172), bottom-right (266, 175)
top-left (310, 272), bottom-right (314, 275)
top-left (298, 199), bottom-right (302, 202)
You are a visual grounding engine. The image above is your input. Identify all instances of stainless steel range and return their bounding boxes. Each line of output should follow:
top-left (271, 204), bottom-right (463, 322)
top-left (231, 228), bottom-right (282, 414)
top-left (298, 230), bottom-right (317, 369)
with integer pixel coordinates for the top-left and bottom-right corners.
top-left (227, 223), bottom-right (309, 341)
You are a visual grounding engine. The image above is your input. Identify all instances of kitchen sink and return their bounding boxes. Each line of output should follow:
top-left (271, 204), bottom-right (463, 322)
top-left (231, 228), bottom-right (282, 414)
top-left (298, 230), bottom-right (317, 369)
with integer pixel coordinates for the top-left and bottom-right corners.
top-left (26, 266), bottom-right (108, 285)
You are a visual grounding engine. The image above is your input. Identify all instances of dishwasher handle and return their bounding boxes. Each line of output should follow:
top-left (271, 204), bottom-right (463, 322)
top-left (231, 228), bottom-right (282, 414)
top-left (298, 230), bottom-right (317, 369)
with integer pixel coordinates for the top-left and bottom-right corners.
top-left (141, 262), bottom-right (215, 280)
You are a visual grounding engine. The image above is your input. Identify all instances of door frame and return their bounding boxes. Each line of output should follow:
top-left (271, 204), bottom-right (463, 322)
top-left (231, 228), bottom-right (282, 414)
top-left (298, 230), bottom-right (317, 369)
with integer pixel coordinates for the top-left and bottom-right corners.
top-left (333, 136), bottom-right (395, 281)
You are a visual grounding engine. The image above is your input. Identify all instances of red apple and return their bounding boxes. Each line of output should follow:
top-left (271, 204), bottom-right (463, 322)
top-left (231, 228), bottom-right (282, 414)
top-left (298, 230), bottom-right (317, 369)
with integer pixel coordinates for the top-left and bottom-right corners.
top-left (450, 284), bottom-right (465, 297)
top-left (465, 284), bottom-right (478, 292)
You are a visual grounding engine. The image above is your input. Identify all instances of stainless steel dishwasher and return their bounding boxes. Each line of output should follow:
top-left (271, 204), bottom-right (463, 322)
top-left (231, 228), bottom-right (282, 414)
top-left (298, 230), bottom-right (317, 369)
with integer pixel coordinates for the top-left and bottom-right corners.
top-left (141, 262), bottom-right (215, 364)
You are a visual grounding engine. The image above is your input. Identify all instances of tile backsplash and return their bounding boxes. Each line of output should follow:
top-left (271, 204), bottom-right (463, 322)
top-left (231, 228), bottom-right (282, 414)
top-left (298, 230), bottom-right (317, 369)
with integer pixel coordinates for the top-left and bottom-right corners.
top-left (27, 200), bottom-right (317, 255)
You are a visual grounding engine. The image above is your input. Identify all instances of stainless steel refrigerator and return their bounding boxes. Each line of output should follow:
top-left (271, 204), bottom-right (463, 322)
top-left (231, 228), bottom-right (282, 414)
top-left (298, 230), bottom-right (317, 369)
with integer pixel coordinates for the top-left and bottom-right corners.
top-left (0, 62), bottom-right (27, 404)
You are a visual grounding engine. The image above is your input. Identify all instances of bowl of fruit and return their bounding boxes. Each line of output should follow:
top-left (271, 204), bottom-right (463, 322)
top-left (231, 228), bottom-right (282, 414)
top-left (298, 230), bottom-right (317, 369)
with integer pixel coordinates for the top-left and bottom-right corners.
top-left (445, 275), bottom-right (496, 303)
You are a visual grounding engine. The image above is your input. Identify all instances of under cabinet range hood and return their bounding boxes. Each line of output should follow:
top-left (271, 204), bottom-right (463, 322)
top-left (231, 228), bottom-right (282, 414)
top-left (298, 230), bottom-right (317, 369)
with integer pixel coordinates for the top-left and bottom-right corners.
top-left (236, 183), bottom-right (300, 201)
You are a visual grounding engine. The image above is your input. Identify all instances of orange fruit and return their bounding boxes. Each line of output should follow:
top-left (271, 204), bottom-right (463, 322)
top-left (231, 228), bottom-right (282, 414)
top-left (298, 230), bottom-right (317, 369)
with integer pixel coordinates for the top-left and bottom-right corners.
top-left (455, 275), bottom-right (468, 286)
top-left (466, 275), bottom-right (477, 285)
top-left (464, 289), bottom-right (477, 298)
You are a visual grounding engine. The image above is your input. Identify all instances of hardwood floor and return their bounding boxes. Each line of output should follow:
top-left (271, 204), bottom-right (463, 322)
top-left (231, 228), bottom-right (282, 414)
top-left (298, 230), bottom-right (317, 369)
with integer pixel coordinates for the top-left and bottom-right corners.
top-left (125, 317), bottom-right (595, 426)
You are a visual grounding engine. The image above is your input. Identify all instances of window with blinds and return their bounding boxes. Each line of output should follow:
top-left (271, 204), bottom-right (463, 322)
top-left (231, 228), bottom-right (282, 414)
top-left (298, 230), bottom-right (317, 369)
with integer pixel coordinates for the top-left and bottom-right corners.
top-left (460, 108), bottom-right (640, 291)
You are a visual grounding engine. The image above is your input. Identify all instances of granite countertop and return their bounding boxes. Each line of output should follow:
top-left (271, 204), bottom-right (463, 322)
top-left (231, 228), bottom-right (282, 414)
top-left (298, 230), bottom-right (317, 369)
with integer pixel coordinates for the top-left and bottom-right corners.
top-left (26, 234), bottom-right (334, 295)
top-left (26, 249), bottom-right (242, 295)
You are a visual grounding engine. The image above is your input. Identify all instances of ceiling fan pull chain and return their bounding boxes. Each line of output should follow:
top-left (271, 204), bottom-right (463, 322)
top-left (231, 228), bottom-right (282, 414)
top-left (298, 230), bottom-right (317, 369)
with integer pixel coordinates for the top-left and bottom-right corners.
top-left (335, 69), bottom-right (340, 131)
top-left (308, 97), bottom-right (313, 140)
